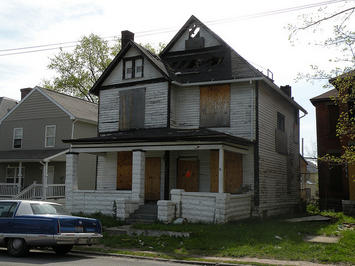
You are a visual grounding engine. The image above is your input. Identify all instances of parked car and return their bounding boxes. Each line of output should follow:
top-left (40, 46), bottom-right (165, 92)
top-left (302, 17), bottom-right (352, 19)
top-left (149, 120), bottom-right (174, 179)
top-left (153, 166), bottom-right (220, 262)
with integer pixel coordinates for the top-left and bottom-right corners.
top-left (0, 200), bottom-right (102, 256)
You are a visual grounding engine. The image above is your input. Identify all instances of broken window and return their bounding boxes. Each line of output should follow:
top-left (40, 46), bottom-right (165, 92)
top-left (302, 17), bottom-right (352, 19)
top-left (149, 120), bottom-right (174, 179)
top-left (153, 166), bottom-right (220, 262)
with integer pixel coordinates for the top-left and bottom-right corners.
top-left (185, 23), bottom-right (205, 50)
top-left (200, 84), bottom-right (230, 127)
top-left (123, 56), bottom-right (144, 79)
top-left (119, 88), bottom-right (145, 130)
top-left (277, 112), bottom-right (285, 132)
top-left (276, 112), bottom-right (287, 154)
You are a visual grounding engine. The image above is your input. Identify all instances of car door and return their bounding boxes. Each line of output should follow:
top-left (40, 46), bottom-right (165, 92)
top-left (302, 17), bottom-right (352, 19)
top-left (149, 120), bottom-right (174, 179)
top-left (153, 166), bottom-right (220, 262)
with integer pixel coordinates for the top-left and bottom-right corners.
top-left (0, 201), bottom-right (18, 237)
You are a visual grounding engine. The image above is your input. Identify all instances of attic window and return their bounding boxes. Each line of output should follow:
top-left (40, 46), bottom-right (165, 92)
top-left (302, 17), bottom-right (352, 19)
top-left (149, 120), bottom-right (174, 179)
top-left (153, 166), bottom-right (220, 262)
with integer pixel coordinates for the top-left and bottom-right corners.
top-left (123, 56), bottom-right (144, 79)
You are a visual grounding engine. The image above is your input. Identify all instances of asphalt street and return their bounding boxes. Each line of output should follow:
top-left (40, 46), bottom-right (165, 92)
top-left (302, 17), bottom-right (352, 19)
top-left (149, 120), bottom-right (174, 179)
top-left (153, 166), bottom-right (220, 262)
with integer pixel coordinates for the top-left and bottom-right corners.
top-left (0, 249), bottom-right (202, 266)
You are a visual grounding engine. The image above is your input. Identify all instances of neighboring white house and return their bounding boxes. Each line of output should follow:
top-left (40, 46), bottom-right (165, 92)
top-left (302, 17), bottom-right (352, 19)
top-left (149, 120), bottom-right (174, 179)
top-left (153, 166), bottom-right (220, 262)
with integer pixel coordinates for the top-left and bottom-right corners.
top-left (64, 16), bottom-right (307, 223)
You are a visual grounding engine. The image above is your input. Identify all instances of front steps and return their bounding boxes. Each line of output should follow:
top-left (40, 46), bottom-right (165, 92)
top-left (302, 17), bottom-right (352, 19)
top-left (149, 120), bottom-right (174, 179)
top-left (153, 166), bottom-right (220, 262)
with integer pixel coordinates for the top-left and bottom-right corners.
top-left (126, 202), bottom-right (157, 224)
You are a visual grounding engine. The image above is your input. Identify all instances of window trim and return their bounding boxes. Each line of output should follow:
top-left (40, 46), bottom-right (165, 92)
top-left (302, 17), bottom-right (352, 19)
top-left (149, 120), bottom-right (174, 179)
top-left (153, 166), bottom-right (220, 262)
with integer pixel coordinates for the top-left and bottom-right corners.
top-left (13, 128), bottom-right (23, 149)
top-left (45, 125), bottom-right (56, 148)
top-left (122, 56), bottom-right (144, 80)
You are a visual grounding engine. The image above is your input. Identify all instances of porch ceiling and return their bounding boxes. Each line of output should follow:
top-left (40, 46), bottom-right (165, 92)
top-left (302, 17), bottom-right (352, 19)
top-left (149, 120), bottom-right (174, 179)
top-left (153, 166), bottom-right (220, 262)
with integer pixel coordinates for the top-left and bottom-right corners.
top-left (0, 149), bottom-right (67, 162)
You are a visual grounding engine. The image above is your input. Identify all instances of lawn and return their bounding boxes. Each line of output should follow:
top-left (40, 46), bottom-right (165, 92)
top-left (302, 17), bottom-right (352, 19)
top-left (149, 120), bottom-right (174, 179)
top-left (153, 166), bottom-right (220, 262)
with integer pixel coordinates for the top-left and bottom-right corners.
top-left (94, 211), bottom-right (355, 264)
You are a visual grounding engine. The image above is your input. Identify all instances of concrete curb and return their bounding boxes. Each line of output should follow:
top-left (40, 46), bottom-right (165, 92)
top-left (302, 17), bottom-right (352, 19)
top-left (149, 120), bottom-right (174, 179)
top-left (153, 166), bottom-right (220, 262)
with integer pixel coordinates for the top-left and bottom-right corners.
top-left (70, 249), bottom-right (248, 266)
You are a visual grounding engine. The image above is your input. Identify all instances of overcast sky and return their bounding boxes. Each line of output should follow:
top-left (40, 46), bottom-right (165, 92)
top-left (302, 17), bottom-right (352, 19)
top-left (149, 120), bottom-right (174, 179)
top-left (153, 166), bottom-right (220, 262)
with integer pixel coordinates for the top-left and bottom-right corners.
top-left (0, 0), bottom-right (353, 158)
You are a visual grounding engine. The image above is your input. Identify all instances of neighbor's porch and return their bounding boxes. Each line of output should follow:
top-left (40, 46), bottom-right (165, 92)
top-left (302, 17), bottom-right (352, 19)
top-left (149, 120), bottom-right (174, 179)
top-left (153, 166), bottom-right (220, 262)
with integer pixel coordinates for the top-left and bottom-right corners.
top-left (66, 140), bottom-right (254, 223)
top-left (0, 150), bottom-right (67, 200)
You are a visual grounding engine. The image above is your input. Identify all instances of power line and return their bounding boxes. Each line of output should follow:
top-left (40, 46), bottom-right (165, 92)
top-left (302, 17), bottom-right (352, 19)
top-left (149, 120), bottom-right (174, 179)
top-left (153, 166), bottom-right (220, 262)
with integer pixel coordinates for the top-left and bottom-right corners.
top-left (0, 0), bottom-right (349, 57)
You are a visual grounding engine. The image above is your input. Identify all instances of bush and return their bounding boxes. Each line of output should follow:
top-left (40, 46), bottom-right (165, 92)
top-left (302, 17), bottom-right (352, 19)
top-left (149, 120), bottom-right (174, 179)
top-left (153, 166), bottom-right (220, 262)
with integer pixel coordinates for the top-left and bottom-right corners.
top-left (306, 199), bottom-right (320, 215)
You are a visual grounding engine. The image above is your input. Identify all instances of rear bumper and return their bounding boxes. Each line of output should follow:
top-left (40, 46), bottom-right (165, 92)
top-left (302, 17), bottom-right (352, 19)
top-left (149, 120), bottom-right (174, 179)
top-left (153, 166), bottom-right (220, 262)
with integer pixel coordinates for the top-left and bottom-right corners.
top-left (54, 233), bottom-right (103, 245)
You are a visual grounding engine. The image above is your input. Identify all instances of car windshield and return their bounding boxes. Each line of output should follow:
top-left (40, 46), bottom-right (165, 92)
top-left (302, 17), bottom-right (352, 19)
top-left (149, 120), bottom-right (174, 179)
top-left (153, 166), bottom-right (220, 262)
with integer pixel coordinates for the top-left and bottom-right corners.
top-left (30, 203), bottom-right (68, 215)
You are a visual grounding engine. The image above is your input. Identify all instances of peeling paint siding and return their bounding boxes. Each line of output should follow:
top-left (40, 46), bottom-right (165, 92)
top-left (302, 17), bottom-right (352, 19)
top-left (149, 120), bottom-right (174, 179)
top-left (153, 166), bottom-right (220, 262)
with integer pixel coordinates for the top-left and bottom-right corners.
top-left (212, 82), bottom-right (255, 140)
top-left (98, 82), bottom-right (168, 133)
top-left (171, 83), bottom-right (255, 140)
top-left (171, 85), bottom-right (200, 129)
top-left (102, 47), bottom-right (163, 86)
top-left (258, 83), bottom-right (300, 215)
top-left (144, 82), bottom-right (168, 128)
top-left (170, 27), bottom-right (220, 52)
top-left (96, 153), bottom-right (117, 190)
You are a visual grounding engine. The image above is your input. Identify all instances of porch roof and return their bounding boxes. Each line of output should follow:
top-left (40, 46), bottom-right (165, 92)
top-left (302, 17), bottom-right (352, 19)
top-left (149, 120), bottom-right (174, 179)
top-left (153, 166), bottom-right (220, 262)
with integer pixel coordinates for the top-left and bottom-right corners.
top-left (64, 128), bottom-right (253, 146)
top-left (0, 149), bottom-right (68, 162)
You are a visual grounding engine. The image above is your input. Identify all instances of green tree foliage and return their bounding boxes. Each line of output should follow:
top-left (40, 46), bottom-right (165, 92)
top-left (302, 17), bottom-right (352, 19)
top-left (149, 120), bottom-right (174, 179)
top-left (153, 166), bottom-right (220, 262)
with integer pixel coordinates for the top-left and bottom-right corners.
top-left (289, 3), bottom-right (354, 165)
top-left (43, 34), bottom-right (165, 102)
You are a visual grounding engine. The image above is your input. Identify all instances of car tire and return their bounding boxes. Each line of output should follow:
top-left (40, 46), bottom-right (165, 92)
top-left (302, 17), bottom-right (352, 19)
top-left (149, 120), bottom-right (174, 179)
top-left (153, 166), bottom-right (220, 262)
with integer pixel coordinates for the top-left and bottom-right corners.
top-left (52, 244), bottom-right (73, 255)
top-left (7, 238), bottom-right (29, 257)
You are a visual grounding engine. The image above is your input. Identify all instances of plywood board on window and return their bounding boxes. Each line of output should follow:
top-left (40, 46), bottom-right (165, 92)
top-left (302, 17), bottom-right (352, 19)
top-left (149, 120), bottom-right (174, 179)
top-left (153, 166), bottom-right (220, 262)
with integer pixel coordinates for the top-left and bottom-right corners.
top-left (224, 151), bottom-right (243, 193)
top-left (200, 84), bottom-right (230, 127)
top-left (117, 151), bottom-right (132, 190)
top-left (145, 157), bottom-right (161, 201)
top-left (177, 158), bottom-right (199, 192)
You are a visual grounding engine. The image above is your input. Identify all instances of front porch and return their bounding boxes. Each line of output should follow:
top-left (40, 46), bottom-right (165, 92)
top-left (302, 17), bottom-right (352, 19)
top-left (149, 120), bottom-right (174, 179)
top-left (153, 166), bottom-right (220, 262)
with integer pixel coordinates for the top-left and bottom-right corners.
top-left (66, 129), bottom-right (255, 223)
top-left (0, 149), bottom-right (68, 200)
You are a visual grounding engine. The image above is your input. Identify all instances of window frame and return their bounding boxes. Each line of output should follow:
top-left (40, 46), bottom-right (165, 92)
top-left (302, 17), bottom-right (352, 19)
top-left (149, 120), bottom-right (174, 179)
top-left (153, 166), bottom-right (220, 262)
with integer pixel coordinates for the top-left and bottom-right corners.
top-left (13, 128), bottom-right (23, 149)
top-left (122, 56), bottom-right (144, 80)
top-left (45, 125), bottom-right (56, 148)
top-left (277, 112), bottom-right (285, 132)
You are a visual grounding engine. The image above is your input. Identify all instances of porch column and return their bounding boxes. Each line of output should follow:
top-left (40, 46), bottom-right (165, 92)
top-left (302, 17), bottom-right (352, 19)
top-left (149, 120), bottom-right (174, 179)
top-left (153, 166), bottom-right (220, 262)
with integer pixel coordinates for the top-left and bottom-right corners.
top-left (17, 162), bottom-right (22, 194)
top-left (65, 152), bottom-right (79, 212)
top-left (42, 161), bottom-right (48, 199)
top-left (218, 148), bottom-right (224, 193)
top-left (132, 150), bottom-right (145, 203)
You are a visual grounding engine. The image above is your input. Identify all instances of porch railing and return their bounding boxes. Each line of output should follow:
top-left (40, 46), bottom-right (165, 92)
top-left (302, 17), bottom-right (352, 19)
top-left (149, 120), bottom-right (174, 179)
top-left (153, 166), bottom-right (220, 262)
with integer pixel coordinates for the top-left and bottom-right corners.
top-left (0, 183), bottom-right (19, 198)
top-left (47, 184), bottom-right (65, 198)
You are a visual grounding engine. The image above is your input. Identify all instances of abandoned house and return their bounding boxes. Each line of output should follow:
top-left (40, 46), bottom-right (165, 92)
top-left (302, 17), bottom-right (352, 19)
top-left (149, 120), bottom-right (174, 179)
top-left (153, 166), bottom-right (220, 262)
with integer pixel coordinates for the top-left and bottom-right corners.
top-left (64, 15), bottom-right (307, 223)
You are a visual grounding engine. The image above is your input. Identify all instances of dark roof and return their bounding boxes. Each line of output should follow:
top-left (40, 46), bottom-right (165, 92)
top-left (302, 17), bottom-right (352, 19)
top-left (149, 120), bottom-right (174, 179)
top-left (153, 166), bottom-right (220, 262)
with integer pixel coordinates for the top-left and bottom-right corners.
top-left (310, 89), bottom-right (338, 104)
top-left (0, 97), bottom-right (17, 119)
top-left (38, 87), bottom-right (98, 123)
top-left (64, 128), bottom-right (253, 146)
top-left (0, 149), bottom-right (67, 162)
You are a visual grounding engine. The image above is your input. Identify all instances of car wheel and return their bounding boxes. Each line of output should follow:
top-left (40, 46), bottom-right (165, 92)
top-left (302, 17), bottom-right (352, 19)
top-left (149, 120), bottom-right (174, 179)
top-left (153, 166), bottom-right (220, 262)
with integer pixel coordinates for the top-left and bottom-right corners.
top-left (7, 238), bottom-right (29, 257)
top-left (52, 244), bottom-right (73, 255)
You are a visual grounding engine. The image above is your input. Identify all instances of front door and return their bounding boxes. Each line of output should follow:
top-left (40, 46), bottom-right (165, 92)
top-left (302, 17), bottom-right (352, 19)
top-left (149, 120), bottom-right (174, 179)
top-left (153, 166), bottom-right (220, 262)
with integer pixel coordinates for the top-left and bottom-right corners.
top-left (177, 158), bottom-right (199, 192)
top-left (145, 157), bottom-right (161, 201)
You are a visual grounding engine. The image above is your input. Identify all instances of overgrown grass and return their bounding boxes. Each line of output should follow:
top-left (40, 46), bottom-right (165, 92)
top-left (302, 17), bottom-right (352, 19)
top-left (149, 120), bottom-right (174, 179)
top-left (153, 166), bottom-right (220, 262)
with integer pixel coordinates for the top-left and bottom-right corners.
top-left (98, 213), bottom-right (355, 264)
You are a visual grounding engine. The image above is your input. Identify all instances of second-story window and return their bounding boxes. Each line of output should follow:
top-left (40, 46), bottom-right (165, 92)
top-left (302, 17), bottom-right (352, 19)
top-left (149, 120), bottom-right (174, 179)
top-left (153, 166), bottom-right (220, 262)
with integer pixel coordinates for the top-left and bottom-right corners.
top-left (13, 128), bottom-right (23, 149)
top-left (123, 57), bottom-right (144, 79)
top-left (119, 88), bottom-right (145, 130)
top-left (277, 112), bottom-right (285, 132)
top-left (200, 84), bottom-right (230, 128)
top-left (45, 125), bottom-right (56, 148)
top-left (275, 112), bottom-right (287, 154)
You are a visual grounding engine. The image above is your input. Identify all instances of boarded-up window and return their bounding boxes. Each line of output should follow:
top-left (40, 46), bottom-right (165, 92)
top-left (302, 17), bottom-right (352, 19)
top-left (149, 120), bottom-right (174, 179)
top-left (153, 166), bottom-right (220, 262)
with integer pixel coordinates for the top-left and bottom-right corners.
top-left (117, 151), bottom-right (132, 190)
top-left (200, 84), bottom-right (230, 127)
top-left (119, 88), bottom-right (145, 130)
top-left (210, 150), bottom-right (243, 193)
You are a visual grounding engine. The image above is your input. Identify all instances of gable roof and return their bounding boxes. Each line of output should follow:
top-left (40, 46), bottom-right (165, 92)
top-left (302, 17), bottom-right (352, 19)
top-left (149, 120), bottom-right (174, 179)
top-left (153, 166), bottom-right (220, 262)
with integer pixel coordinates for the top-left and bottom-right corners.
top-left (0, 97), bottom-right (17, 119)
top-left (90, 41), bottom-right (170, 95)
top-left (310, 89), bottom-right (338, 104)
top-left (0, 87), bottom-right (98, 125)
top-left (41, 87), bottom-right (98, 123)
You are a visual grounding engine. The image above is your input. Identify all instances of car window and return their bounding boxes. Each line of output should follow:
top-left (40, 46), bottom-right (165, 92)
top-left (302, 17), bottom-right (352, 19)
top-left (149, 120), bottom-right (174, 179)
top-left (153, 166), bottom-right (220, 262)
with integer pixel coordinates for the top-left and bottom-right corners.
top-left (0, 202), bottom-right (18, 217)
top-left (30, 203), bottom-right (68, 215)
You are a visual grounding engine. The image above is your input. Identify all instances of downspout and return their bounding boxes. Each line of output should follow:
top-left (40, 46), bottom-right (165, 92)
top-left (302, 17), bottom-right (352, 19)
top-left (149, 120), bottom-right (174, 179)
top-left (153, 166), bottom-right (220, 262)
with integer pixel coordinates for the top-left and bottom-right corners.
top-left (164, 81), bottom-right (171, 199)
top-left (254, 81), bottom-right (260, 208)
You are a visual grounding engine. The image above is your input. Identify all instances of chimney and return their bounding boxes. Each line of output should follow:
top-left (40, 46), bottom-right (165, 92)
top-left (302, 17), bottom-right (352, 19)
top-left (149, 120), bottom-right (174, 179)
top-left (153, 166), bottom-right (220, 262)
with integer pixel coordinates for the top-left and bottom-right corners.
top-left (20, 87), bottom-right (32, 100)
top-left (280, 85), bottom-right (291, 98)
top-left (121, 30), bottom-right (134, 49)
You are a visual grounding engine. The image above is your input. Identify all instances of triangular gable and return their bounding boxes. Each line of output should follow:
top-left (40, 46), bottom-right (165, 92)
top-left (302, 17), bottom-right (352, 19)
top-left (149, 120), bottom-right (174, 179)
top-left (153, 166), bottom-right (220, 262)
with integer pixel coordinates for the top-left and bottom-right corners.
top-left (90, 41), bottom-right (169, 95)
top-left (160, 15), bottom-right (227, 55)
top-left (0, 87), bottom-right (74, 125)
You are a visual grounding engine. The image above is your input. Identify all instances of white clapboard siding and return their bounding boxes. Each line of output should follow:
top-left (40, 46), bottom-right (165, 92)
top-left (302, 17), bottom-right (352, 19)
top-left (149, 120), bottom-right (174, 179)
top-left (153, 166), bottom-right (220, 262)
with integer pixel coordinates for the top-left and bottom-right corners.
top-left (171, 82), bottom-right (255, 140)
top-left (258, 83), bottom-right (300, 215)
top-left (99, 82), bottom-right (168, 133)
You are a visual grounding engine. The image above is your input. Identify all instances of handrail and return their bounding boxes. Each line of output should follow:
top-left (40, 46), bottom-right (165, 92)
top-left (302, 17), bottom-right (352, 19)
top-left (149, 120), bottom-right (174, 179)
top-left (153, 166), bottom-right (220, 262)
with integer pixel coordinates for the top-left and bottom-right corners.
top-left (14, 182), bottom-right (42, 200)
top-left (0, 183), bottom-right (19, 197)
top-left (46, 184), bottom-right (65, 198)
